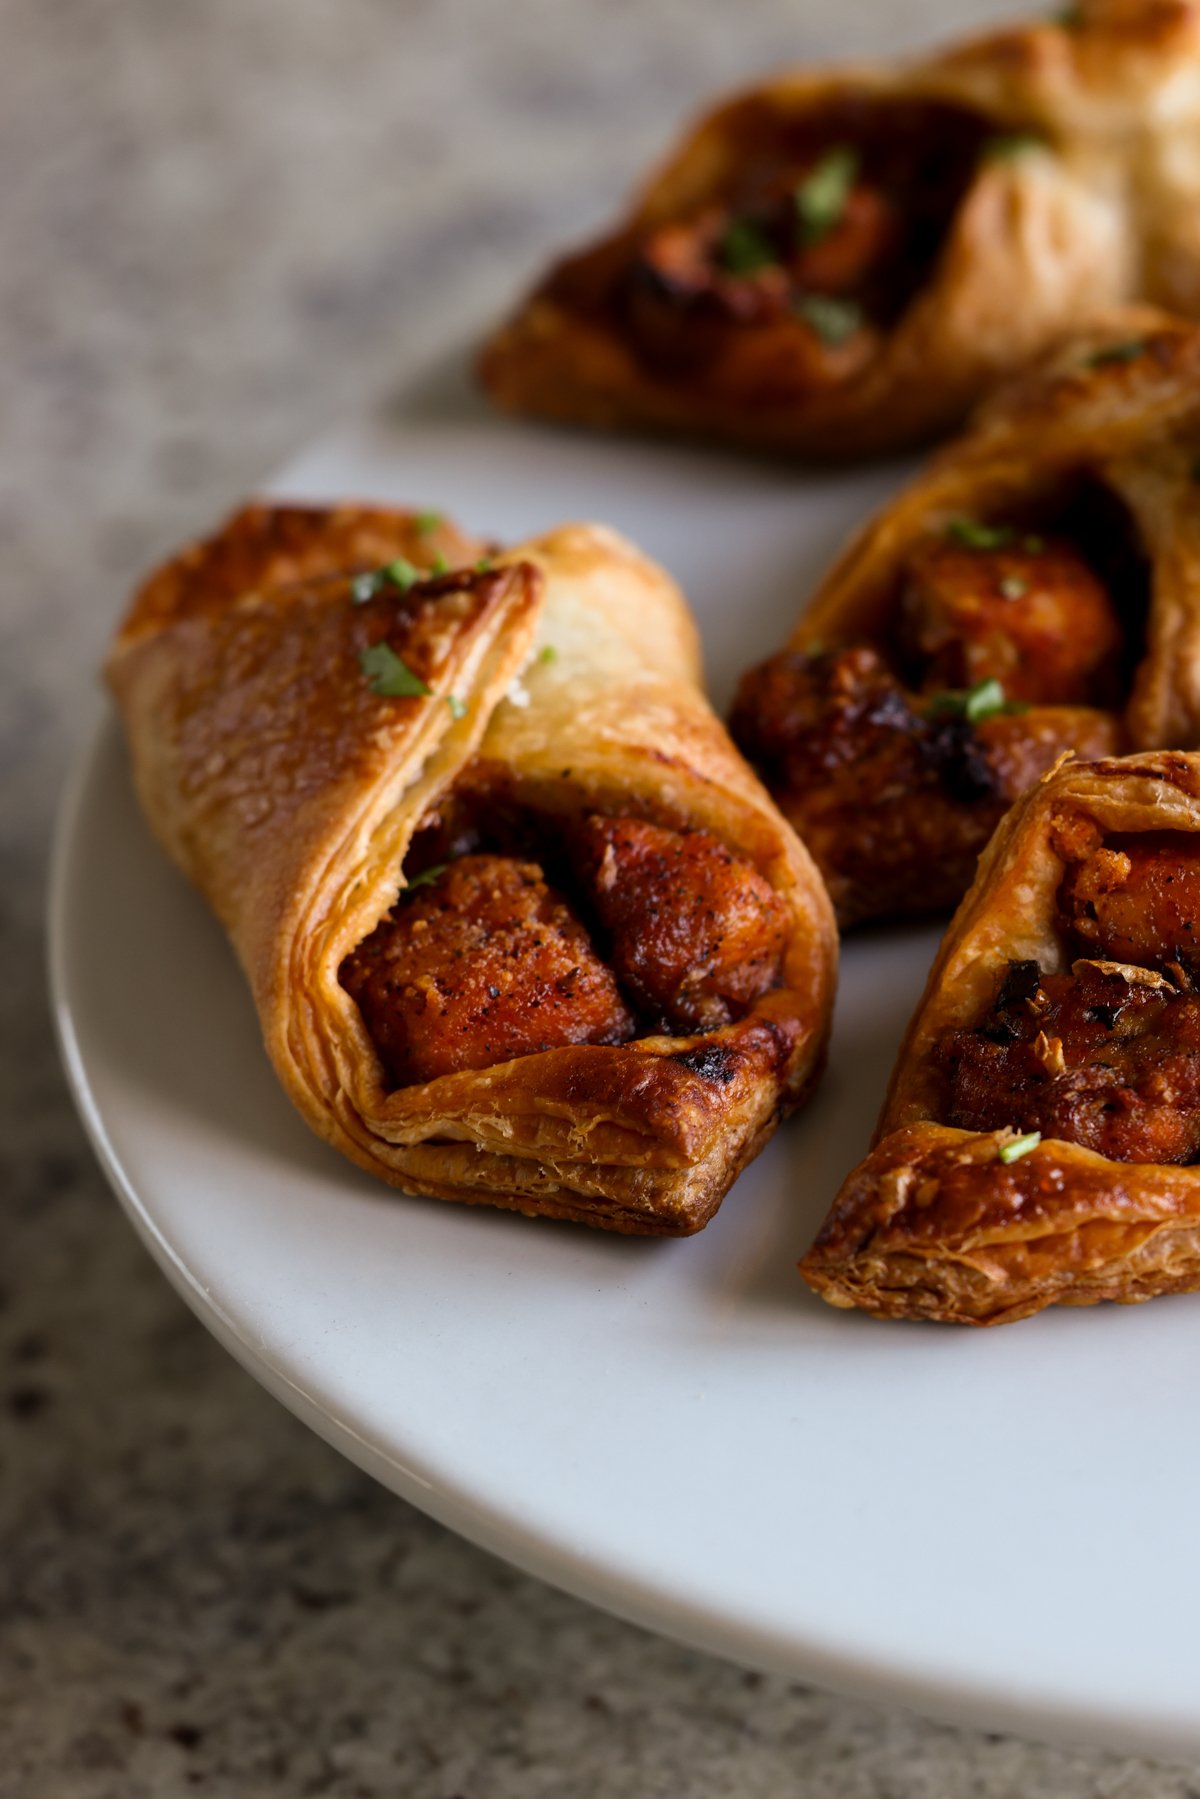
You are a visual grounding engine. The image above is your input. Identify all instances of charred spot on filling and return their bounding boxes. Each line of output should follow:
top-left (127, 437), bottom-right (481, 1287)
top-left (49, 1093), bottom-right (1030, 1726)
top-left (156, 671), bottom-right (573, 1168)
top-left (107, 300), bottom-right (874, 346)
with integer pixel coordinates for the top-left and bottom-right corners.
top-left (730, 645), bottom-right (1007, 811)
top-left (614, 100), bottom-right (991, 382)
top-left (339, 790), bottom-right (790, 1089)
top-left (729, 645), bottom-right (1036, 922)
top-left (938, 955), bottom-right (1200, 1164)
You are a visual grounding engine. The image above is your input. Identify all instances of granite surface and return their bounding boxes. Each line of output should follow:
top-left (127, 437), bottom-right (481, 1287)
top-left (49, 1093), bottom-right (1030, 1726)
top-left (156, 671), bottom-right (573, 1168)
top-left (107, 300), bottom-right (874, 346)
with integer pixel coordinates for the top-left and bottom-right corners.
top-left (7, 0), bottom-right (1200, 1793)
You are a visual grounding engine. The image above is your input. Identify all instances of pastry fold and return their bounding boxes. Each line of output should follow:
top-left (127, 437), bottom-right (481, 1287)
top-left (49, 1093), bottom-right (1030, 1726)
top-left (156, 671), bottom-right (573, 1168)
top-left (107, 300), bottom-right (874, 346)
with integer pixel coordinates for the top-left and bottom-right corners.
top-left (801, 751), bottom-right (1200, 1324)
top-left (731, 311), bottom-right (1200, 926)
top-left (479, 0), bottom-right (1200, 458)
top-left (107, 503), bottom-right (836, 1235)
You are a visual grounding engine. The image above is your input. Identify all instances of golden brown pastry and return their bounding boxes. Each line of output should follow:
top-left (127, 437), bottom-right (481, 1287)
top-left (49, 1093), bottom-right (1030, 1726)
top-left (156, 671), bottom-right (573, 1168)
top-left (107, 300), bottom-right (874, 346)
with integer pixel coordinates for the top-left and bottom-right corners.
top-left (730, 311), bottom-right (1200, 926)
top-left (106, 502), bottom-right (837, 1236)
top-left (479, 0), bottom-right (1200, 458)
top-left (801, 750), bottom-right (1200, 1325)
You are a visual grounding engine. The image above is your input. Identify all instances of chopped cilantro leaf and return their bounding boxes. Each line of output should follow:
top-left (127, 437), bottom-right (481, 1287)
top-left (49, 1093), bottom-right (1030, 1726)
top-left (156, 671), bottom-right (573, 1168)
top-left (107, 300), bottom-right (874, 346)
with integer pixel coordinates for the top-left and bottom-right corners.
top-left (1086, 340), bottom-right (1146, 369)
top-left (793, 293), bottom-right (863, 346)
top-left (945, 517), bottom-right (1017, 552)
top-left (538, 644), bottom-right (558, 665)
top-left (475, 557), bottom-right (494, 574)
top-left (719, 217), bottom-right (777, 276)
top-left (351, 557), bottom-right (425, 604)
top-left (999, 1130), bottom-right (1041, 1164)
top-left (430, 553), bottom-right (448, 575)
top-left (983, 131), bottom-right (1044, 161)
top-left (415, 510), bottom-right (443, 535)
top-left (384, 557), bottom-right (420, 591)
top-left (405, 863), bottom-right (447, 892)
top-left (359, 642), bottom-right (431, 698)
top-left (928, 677), bottom-right (1023, 725)
top-left (795, 146), bottom-right (859, 245)
top-left (963, 677), bottom-right (1009, 724)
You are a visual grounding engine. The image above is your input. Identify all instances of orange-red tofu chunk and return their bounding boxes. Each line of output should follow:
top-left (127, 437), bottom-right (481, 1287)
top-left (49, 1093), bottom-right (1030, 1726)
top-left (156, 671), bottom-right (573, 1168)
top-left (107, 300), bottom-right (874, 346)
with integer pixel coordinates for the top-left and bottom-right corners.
top-left (901, 531), bottom-right (1122, 706)
top-left (341, 855), bottom-right (635, 1088)
top-left (1059, 832), bottom-right (1200, 970)
top-left (575, 816), bottom-right (788, 1033)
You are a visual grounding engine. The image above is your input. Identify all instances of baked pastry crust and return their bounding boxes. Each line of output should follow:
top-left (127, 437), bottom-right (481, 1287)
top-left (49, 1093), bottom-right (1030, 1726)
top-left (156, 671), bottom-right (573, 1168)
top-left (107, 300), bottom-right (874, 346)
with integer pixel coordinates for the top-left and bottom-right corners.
top-left (733, 311), bottom-right (1200, 926)
top-left (479, 0), bottom-right (1200, 457)
top-left (106, 503), bottom-right (837, 1236)
top-left (800, 750), bottom-right (1200, 1323)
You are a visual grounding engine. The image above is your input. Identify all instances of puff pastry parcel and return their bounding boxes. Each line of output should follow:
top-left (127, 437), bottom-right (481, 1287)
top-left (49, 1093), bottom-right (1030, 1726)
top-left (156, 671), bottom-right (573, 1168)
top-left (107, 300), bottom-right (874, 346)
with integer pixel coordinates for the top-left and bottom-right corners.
top-left (731, 311), bottom-right (1200, 926)
top-left (106, 502), bottom-right (836, 1235)
top-left (479, 0), bottom-right (1200, 457)
top-left (802, 750), bottom-right (1200, 1324)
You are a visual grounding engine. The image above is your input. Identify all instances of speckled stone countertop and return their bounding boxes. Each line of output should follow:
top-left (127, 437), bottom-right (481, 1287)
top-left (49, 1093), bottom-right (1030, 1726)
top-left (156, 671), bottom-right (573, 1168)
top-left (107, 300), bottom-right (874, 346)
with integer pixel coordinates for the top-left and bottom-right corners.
top-left (7, 2), bottom-right (1200, 1793)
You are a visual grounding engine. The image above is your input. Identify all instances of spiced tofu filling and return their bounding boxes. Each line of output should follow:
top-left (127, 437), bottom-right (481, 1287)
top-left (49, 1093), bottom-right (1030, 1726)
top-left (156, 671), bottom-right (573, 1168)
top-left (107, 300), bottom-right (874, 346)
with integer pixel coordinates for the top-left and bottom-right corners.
top-left (730, 489), bottom-right (1146, 924)
top-left (936, 832), bottom-right (1200, 1164)
top-left (897, 528), bottom-right (1123, 707)
top-left (340, 790), bottom-right (789, 1090)
top-left (615, 102), bottom-right (994, 389)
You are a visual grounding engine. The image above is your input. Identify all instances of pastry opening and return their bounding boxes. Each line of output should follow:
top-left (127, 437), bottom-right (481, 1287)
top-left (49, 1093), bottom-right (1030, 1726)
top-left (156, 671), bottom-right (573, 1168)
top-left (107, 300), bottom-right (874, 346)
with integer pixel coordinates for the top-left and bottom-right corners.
top-left (338, 768), bottom-right (790, 1090)
top-left (728, 478), bottom-right (1147, 923)
top-left (607, 99), bottom-right (998, 391)
top-left (935, 826), bottom-right (1200, 1163)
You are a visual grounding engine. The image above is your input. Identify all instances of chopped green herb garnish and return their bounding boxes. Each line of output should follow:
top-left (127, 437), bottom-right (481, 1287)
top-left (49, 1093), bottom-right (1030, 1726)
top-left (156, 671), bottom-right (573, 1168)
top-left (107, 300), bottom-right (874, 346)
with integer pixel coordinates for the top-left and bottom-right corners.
top-left (999, 575), bottom-right (1029, 599)
top-left (384, 557), bottom-right (420, 591)
top-left (983, 132), bottom-right (1044, 161)
top-left (793, 293), bottom-right (864, 346)
top-left (999, 1130), bottom-right (1041, 1164)
top-left (446, 694), bottom-right (468, 720)
top-left (1086, 340), bottom-right (1146, 369)
top-left (475, 557), bottom-right (494, 574)
top-left (946, 517), bottom-right (1017, 552)
top-left (430, 553), bottom-right (448, 576)
top-left (415, 510), bottom-right (443, 535)
top-left (405, 862), bottom-right (447, 892)
top-left (538, 644), bottom-right (558, 664)
top-left (963, 677), bottom-right (1009, 724)
top-left (359, 642), bottom-right (431, 698)
top-left (719, 217), bottom-right (777, 276)
top-left (351, 558), bottom-right (425, 604)
top-left (794, 146), bottom-right (859, 245)
top-left (928, 677), bottom-right (1024, 726)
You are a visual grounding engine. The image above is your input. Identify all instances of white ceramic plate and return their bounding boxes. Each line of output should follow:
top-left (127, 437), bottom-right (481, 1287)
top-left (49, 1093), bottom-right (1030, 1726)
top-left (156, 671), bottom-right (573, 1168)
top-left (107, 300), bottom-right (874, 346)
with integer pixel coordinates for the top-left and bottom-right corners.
top-left (51, 362), bottom-right (1200, 1758)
